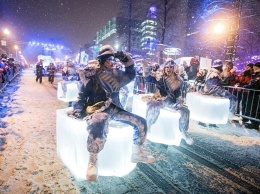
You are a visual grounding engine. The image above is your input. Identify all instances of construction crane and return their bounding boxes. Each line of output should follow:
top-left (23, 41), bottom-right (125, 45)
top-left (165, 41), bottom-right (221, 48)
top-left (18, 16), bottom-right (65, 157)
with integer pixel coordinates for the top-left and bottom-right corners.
top-left (224, 0), bottom-right (243, 63)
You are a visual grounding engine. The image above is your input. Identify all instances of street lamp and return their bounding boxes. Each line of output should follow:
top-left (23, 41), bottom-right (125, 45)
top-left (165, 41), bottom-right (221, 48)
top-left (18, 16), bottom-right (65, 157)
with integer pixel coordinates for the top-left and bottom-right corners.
top-left (213, 23), bottom-right (226, 34)
top-left (3, 28), bottom-right (10, 35)
top-left (114, 42), bottom-right (119, 51)
top-left (14, 45), bottom-right (18, 59)
top-left (2, 28), bottom-right (10, 55)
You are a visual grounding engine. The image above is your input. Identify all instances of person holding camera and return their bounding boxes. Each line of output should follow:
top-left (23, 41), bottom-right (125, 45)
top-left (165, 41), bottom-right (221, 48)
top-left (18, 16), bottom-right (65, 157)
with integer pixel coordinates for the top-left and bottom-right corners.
top-left (70, 45), bottom-right (155, 181)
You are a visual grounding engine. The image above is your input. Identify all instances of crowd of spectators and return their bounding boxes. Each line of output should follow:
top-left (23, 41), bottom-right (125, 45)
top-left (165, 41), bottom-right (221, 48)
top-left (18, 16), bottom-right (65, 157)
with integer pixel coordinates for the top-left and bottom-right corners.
top-left (132, 57), bottom-right (260, 130)
top-left (0, 53), bottom-right (23, 91)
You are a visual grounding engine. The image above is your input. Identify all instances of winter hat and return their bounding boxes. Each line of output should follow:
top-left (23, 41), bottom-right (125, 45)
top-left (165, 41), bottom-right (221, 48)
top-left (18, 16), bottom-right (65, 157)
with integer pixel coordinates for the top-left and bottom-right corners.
top-left (254, 62), bottom-right (260, 68)
top-left (8, 58), bottom-right (14, 61)
top-left (97, 45), bottom-right (114, 59)
top-left (190, 57), bottom-right (198, 64)
top-left (152, 63), bottom-right (160, 71)
top-left (212, 59), bottom-right (223, 68)
top-left (246, 63), bottom-right (254, 68)
top-left (164, 58), bottom-right (176, 67)
top-left (1, 54), bottom-right (7, 59)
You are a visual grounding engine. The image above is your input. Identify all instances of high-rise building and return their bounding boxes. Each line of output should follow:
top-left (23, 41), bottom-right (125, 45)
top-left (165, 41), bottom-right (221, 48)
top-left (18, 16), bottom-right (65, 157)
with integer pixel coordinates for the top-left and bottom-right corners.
top-left (94, 6), bottom-right (157, 55)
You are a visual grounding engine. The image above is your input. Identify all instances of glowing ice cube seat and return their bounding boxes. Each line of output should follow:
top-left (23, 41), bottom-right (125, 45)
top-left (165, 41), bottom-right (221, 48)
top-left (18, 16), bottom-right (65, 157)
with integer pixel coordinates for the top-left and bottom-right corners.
top-left (57, 81), bottom-right (79, 102)
top-left (132, 94), bottom-right (182, 146)
top-left (186, 92), bottom-right (230, 124)
top-left (56, 108), bottom-right (136, 181)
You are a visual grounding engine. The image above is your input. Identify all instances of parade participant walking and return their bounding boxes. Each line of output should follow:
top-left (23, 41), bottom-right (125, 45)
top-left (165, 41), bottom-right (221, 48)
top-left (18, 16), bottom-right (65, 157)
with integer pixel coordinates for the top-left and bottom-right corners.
top-left (70, 45), bottom-right (155, 182)
top-left (47, 62), bottom-right (56, 84)
top-left (36, 59), bottom-right (45, 83)
top-left (142, 58), bottom-right (194, 145)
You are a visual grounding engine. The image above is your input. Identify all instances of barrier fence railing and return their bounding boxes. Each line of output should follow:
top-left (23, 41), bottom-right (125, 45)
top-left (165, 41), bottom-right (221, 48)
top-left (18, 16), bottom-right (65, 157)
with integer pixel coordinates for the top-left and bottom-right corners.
top-left (223, 86), bottom-right (260, 123)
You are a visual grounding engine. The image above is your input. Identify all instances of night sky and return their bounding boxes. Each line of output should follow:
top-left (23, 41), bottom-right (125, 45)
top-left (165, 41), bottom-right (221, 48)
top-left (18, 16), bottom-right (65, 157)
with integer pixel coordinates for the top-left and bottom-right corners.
top-left (0, 0), bottom-right (121, 51)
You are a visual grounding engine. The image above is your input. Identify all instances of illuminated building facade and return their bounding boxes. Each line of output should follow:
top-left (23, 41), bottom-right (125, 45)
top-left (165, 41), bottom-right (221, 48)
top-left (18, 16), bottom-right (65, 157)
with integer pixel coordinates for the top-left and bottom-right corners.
top-left (95, 17), bottom-right (141, 52)
top-left (95, 6), bottom-right (157, 54)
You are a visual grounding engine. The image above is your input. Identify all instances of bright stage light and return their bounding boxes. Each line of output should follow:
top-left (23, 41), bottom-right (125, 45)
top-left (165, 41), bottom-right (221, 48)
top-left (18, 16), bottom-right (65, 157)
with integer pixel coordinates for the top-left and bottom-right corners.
top-left (214, 23), bottom-right (225, 34)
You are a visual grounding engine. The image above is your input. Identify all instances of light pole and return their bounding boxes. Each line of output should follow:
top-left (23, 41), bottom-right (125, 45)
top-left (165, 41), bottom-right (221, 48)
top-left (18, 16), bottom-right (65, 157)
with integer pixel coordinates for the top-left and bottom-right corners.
top-left (14, 45), bottom-right (18, 59)
top-left (3, 28), bottom-right (10, 55)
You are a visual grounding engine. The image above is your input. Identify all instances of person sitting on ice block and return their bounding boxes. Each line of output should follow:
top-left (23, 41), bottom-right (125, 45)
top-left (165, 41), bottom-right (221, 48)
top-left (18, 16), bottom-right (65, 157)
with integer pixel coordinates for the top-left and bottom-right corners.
top-left (60, 60), bottom-right (81, 98)
top-left (199, 59), bottom-right (237, 128)
top-left (69, 45), bottom-right (155, 182)
top-left (142, 58), bottom-right (194, 145)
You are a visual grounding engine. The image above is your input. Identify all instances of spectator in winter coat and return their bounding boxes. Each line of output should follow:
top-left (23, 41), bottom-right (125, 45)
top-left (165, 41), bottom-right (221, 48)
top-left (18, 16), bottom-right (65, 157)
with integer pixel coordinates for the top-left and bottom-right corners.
top-left (188, 57), bottom-right (200, 80)
top-left (0, 57), bottom-right (7, 84)
top-left (220, 61), bottom-right (234, 87)
top-left (243, 62), bottom-right (260, 130)
top-left (194, 68), bottom-right (208, 92)
top-left (233, 63), bottom-right (253, 121)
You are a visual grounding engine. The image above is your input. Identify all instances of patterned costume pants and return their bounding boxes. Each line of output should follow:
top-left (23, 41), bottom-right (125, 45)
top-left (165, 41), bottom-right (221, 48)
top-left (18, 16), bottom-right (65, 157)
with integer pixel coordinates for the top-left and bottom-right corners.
top-left (86, 103), bottom-right (147, 153)
top-left (60, 80), bottom-right (81, 93)
top-left (146, 98), bottom-right (190, 133)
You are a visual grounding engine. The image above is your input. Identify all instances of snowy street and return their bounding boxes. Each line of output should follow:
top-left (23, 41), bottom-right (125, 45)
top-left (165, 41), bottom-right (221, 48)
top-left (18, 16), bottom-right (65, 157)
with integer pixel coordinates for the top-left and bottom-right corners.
top-left (0, 69), bottom-right (260, 193)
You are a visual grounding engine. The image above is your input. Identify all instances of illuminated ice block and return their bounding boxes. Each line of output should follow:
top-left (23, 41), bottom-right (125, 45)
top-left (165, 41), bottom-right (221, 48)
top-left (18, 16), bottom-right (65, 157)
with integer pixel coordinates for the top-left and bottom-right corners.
top-left (56, 108), bottom-right (136, 181)
top-left (126, 80), bottom-right (135, 97)
top-left (186, 92), bottom-right (230, 124)
top-left (57, 81), bottom-right (79, 102)
top-left (119, 80), bottom-right (135, 110)
top-left (132, 94), bottom-right (182, 146)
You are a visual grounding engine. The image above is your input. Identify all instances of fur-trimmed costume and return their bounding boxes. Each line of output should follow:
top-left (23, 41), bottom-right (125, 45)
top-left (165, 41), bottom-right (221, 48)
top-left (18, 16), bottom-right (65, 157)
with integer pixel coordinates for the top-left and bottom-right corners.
top-left (70, 55), bottom-right (148, 154)
top-left (203, 67), bottom-right (237, 114)
top-left (143, 62), bottom-right (190, 134)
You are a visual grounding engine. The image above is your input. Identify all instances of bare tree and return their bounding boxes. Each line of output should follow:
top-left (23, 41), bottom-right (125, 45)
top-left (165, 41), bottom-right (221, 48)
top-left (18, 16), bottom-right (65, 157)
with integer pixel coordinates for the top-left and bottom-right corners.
top-left (236, 0), bottom-right (260, 65)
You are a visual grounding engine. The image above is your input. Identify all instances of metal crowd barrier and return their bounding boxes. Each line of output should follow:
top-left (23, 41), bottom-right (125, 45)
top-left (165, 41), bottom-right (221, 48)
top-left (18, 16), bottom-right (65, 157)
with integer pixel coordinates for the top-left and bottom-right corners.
top-left (0, 66), bottom-right (22, 93)
top-left (223, 86), bottom-right (260, 123)
top-left (133, 75), bottom-right (158, 94)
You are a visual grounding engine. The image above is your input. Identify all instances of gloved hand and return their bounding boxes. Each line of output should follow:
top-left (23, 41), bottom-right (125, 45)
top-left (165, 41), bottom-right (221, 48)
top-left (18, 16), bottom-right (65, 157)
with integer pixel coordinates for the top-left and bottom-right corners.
top-left (72, 110), bottom-right (83, 118)
top-left (114, 51), bottom-right (134, 67)
top-left (114, 51), bottom-right (128, 62)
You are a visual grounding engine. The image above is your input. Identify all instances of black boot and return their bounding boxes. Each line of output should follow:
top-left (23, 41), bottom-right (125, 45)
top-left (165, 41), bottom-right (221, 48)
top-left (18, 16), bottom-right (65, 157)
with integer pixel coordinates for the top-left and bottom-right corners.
top-left (208, 124), bottom-right (218, 128)
top-left (198, 122), bottom-right (207, 127)
top-left (244, 123), bottom-right (259, 130)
